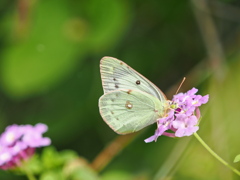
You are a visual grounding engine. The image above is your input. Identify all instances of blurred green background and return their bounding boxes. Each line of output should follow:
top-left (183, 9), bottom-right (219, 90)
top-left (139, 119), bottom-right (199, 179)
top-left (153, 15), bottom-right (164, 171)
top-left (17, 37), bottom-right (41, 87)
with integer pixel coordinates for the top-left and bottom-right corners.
top-left (1, 0), bottom-right (240, 179)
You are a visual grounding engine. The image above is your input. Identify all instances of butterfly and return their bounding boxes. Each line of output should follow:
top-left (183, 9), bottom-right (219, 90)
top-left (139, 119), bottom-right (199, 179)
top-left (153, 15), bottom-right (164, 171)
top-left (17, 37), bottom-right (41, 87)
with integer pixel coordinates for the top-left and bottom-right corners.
top-left (98, 56), bottom-right (169, 134)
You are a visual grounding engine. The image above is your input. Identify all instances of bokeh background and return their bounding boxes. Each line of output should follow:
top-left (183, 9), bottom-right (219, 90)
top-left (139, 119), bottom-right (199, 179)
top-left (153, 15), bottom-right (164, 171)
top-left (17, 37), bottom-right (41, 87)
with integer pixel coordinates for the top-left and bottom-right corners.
top-left (1, 0), bottom-right (240, 179)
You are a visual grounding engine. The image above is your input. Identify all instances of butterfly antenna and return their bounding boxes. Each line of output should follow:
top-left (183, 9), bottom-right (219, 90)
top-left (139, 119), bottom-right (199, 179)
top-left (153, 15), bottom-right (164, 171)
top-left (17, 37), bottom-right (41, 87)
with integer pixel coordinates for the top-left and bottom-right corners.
top-left (175, 77), bottom-right (186, 94)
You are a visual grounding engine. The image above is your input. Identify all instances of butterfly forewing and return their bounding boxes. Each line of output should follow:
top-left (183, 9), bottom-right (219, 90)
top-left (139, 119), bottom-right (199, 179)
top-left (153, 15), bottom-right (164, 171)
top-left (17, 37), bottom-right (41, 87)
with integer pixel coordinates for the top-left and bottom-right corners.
top-left (99, 89), bottom-right (168, 134)
top-left (100, 56), bottom-right (167, 102)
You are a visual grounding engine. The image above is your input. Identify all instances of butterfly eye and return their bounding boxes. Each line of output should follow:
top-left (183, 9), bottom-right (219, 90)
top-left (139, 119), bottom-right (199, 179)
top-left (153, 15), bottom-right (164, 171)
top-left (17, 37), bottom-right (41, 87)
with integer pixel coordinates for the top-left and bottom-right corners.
top-left (125, 101), bottom-right (133, 109)
top-left (136, 80), bottom-right (140, 85)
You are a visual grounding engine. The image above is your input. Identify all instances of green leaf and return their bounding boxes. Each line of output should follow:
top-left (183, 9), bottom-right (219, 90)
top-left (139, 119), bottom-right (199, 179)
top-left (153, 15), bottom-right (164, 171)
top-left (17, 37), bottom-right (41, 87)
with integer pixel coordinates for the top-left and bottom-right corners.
top-left (234, 154), bottom-right (240, 163)
top-left (1, 0), bottom-right (82, 98)
top-left (63, 158), bottom-right (99, 180)
top-left (58, 150), bottom-right (79, 162)
top-left (41, 146), bottom-right (64, 169)
top-left (41, 146), bottom-right (79, 170)
top-left (23, 155), bottom-right (43, 174)
top-left (40, 171), bottom-right (64, 180)
top-left (11, 155), bottom-right (43, 175)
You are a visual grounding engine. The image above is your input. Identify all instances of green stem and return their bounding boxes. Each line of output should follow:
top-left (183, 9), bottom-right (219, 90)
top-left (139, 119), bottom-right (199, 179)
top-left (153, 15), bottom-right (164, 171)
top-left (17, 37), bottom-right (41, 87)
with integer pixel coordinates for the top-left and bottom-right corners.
top-left (25, 170), bottom-right (37, 180)
top-left (194, 132), bottom-right (240, 176)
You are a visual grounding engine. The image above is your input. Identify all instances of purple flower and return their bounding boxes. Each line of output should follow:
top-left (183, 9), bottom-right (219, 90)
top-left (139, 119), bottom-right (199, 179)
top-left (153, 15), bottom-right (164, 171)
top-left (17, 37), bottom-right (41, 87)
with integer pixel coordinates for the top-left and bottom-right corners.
top-left (145, 109), bottom-right (175, 143)
top-left (172, 114), bottom-right (199, 137)
top-left (0, 125), bottom-right (23, 146)
top-left (22, 124), bottom-right (51, 147)
top-left (0, 123), bottom-right (51, 170)
top-left (145, 87), bottom-right (209, 143)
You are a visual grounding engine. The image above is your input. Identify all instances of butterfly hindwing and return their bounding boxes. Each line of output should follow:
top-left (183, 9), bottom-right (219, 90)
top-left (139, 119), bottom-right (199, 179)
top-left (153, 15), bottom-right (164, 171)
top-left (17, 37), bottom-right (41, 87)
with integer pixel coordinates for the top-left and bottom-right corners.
top-left (99, 89), bottom-right (168, 134)
top-left (100, 56), bottom-right (167, 102)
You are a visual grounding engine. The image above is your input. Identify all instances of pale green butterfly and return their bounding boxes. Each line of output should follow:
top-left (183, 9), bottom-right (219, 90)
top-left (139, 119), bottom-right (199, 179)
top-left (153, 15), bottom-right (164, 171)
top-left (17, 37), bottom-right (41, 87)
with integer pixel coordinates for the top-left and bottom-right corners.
top-left (98, 56), bottom-right (169, 134)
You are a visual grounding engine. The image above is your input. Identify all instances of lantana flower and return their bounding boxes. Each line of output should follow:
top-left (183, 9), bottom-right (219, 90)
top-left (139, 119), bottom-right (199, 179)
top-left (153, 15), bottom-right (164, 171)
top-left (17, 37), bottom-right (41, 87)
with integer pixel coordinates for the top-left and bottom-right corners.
top-left (145, 87), bottom-right (209, 143)
top-left (0, 123), bottom-right (51, 170)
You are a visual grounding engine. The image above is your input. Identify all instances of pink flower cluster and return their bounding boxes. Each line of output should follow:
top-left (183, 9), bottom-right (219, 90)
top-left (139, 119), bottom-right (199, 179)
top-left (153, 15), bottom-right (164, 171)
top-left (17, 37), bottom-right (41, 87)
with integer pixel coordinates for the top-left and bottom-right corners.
top-left (145, 88), bottom-right (209, 143)
top-left (0, 123), bottom-right (51, 170)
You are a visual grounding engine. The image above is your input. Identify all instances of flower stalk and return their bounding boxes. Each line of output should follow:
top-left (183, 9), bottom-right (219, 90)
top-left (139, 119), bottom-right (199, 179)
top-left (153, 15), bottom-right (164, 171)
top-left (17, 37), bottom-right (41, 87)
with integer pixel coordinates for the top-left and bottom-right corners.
top-left (194, 132), bottom-right (240, 176)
